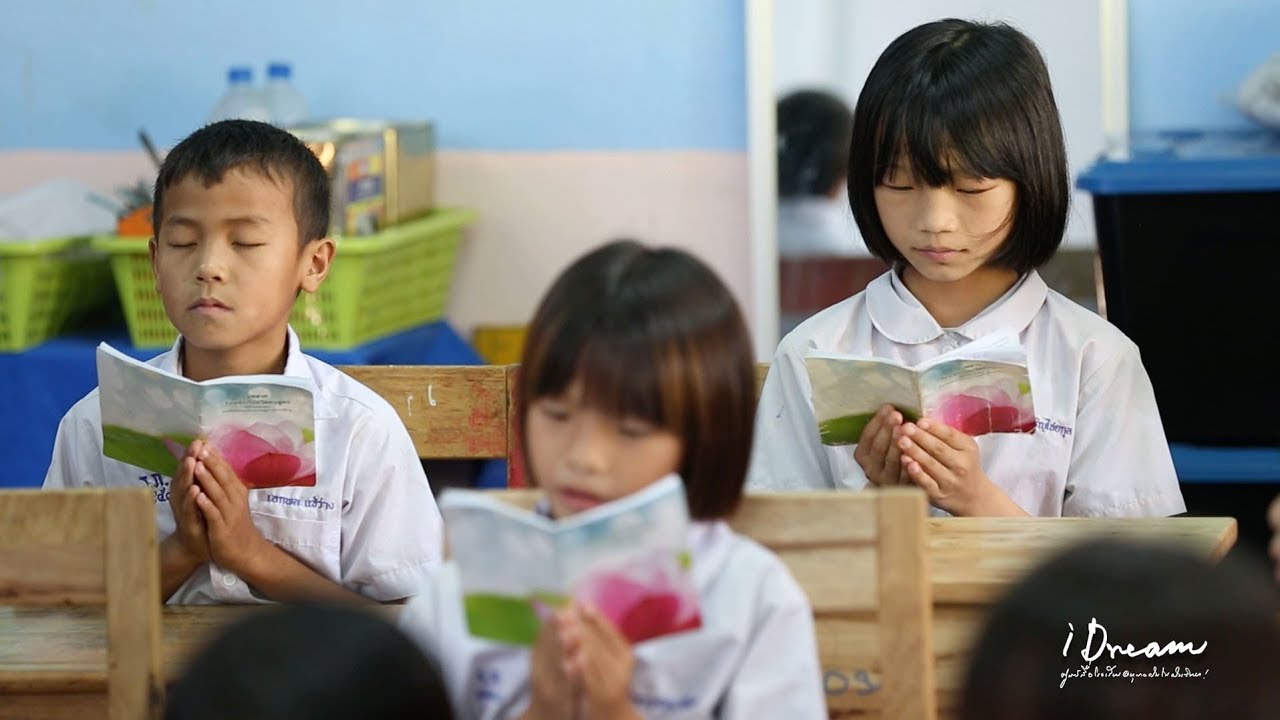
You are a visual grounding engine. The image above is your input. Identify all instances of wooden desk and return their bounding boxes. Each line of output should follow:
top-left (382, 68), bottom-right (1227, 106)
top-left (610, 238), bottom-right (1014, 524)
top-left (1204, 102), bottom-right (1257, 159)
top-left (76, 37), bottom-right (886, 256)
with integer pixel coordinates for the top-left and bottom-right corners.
top-left (0, 605), bottom-right (402, 719)
top-left (927, 516), bottom-right (1237, 717)
top-left (0, 518), bottom-right (1236, 719)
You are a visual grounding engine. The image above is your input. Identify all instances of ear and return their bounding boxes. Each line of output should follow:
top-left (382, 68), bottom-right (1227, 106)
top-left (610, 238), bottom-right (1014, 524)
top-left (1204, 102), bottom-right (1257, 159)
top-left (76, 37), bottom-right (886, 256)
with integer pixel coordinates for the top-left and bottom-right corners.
top-left (149, 236), bottom-right (161, 293)
top-left (299, 237), bottom-right (336, 294)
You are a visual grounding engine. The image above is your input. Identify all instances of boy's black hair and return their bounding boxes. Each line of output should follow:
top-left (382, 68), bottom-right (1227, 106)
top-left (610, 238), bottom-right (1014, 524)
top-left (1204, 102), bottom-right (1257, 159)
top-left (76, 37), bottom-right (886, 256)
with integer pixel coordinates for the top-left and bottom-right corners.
top-left (164, 604), bottom-right (454, 720)
top-left (778, 89), bottom-right (854, 198)
top-left (848, 19), bottom-right (1070, 272)
top-left (152, 119), bottom-right (330, 244)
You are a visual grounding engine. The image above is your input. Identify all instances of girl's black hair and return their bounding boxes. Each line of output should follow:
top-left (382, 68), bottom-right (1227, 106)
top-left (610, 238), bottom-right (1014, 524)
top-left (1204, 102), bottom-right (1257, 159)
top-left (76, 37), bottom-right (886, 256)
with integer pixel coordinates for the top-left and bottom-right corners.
top-left (848, 19), bottom-right (1069, 272)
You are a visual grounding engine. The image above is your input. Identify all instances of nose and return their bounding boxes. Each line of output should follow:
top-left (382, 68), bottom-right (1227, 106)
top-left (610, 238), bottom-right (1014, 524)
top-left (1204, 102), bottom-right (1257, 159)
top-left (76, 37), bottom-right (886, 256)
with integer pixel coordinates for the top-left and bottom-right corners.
top-left (564, 412), bottom-right (612, 477)
top-left (194, 244), bottom-right (228, 284)
top-left (915, 187), bottom-right (960, 236)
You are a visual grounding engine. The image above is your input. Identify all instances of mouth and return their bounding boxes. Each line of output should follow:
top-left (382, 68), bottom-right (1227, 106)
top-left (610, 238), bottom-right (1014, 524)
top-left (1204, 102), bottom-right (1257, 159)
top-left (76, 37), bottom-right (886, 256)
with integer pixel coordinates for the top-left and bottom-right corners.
top-left (554, 487), bottom-right (606, 513)
top-left (188, 297), bottom-right (231, 312)
top-left (914, 247), bottom-right (964, 261)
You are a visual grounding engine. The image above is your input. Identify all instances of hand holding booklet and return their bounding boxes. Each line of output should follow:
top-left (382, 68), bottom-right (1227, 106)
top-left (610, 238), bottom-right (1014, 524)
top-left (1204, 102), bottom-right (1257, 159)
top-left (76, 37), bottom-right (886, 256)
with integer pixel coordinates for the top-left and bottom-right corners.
top-left (95, 343), bottom-right (318, 488)
top-left (806, 331), bottom-right (1036, 445)
top-left (441, 475), bottom-right (701, 647)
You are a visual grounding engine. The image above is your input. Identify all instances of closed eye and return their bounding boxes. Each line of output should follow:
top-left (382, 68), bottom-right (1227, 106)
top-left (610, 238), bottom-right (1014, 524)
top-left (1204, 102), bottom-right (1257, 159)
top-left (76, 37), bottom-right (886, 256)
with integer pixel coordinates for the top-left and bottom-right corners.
top-left (537, 403), bottom-right (571, 422)
top-left (618, 418), bottom-right (658, 438)
top-left (880, 183), bottom-right (914, 191)
top-left (956, 186), bottom-right (995, 195)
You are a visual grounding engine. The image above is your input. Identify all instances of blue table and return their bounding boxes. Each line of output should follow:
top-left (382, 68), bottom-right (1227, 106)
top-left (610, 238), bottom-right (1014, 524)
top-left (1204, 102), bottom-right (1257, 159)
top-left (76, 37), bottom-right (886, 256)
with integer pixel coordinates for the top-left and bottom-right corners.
top-left (0, 322), bottom-right (506, 489)
top-left (1170, 444), bottom-right (1280, 484)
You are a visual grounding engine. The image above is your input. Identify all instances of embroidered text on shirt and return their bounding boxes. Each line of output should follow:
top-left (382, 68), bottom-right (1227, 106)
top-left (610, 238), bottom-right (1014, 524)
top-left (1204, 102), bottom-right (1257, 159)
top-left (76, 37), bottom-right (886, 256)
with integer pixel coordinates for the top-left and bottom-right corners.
top-left (630, 692), bottom-right (698, 714)
top-left (264, 493), bottom-right (334, 511)
top-left (1036, 417), bottom-right (1074, 438)
top-left (137, 473), bottom-right (170, 503)
top-left (471, 668), bottom-right (502, 704)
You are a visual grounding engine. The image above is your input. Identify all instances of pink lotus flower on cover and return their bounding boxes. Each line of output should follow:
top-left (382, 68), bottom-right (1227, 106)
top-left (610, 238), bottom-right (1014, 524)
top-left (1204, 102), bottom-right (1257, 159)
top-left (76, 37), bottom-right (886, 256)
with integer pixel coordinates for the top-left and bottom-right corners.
top-left (932, 385), bottom-right (1035, 437)
top-left (173, 421), bottom-right (317, 489)
top-left (574, 554), bottom-right (701, 644)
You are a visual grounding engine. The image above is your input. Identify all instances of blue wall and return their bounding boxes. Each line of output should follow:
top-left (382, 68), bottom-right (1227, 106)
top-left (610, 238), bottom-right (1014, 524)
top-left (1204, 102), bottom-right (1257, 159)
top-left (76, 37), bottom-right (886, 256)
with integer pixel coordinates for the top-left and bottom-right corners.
top-left (1129, 0), bottom-right (1280, 132)
top-left (0, 0), bottom-right (746, 151)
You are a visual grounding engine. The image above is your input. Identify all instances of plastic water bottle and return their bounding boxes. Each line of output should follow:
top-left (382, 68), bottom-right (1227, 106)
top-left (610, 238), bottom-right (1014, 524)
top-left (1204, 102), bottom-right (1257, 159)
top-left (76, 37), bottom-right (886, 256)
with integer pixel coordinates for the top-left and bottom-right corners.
top-left (263, 62), bottom-right (309, 127)
top-left (207, 67), bottom-right (270, 124)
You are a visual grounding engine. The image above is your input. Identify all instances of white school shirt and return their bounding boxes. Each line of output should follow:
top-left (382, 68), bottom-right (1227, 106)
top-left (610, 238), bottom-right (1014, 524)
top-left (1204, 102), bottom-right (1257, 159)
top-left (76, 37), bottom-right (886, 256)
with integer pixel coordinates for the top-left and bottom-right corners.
top-left (43, 327), bottom-right (443, 603)
top-left (747, 270), bottom-right (1186, 517)
top-left (400, 520), bottom-right (827, 720)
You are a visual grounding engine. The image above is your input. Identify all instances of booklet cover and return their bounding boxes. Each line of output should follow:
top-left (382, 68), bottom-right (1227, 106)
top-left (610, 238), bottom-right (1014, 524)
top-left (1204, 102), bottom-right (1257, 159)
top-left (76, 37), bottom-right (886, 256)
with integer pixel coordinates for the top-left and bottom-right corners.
top-left (441, 475), bottom-right (701, 646)
top-left (806, 331), bottom-right (1036, 445)
top-left (96, 343), bottom-right (318, 488)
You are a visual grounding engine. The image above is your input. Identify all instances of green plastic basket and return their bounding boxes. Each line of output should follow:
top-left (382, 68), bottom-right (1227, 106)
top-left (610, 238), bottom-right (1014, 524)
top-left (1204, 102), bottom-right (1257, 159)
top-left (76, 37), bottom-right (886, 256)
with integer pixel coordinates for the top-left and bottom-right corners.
top-left (0, 236), bottom-right (114, 351)
top-left (92, 208), bottom-right (475, 349)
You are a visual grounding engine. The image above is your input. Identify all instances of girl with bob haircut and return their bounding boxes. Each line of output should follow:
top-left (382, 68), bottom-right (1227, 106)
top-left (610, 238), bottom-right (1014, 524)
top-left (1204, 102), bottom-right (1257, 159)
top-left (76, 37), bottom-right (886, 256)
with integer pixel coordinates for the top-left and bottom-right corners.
top-left (402, 240), bottom-right (826, 719)
top-left (750, 19), bottom-right (1184, 518)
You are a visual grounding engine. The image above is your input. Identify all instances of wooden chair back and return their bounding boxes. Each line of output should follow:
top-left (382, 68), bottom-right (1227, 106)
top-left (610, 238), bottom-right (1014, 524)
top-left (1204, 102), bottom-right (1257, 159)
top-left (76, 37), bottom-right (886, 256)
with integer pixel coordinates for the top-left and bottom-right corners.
top-left (0, 488), bottom-right (162, 720)
top-left (339, 363), bottom-right (773, 478)
top-left (340, 365), bottom-right (517, 483)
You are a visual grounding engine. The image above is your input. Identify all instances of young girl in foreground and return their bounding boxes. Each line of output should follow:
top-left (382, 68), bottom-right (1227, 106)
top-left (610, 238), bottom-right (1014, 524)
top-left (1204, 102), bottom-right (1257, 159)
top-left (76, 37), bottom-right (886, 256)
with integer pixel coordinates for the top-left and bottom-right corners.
top-left (749, 19), bottom-right (1185, 518)
top-left (401, 240), bottom-right (826, 719)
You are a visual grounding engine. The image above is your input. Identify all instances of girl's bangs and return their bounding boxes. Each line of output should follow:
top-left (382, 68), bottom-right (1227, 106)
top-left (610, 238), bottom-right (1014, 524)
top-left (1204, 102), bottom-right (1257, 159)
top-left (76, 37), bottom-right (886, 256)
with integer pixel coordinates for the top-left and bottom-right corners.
top-left (874, 86), bottom-right (1014, 187)
top-left (526, 315), bottom-right (683, 432)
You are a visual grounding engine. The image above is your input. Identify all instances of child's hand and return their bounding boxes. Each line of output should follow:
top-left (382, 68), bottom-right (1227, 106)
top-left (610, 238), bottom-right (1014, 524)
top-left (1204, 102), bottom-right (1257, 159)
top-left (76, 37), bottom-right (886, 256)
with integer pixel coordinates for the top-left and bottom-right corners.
top-left (854, 405), bottom-right (906, 486)
top-left (1268, 495), bottom-right (1280, 584)
top-left (897, 419), bottom-right (1026, 516)
top-left (522, 613), bottom-right (576, 720)
top-left (191, 445), bottom-right (270, 577)
top-left (557, 603), bottom-right (640, 720)
top-left (168, 440), bottom-right (210, 564)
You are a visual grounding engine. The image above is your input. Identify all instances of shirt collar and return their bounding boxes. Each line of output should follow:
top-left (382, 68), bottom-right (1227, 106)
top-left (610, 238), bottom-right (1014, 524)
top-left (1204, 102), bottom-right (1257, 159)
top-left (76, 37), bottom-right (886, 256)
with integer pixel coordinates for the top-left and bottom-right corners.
top-left (865, 269), bottom-right (1048, 345)
top-left (160, 326), bottom-right (334, 418)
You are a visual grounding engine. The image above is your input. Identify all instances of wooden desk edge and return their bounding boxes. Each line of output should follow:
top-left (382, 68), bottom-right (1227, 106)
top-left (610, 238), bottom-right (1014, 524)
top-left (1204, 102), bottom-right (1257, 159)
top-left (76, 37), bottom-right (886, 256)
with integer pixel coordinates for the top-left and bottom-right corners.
top-left (927, 516), bottom-right (1240, 604)
top-left (1209, 516), bottom-right (1239, 560)
top-left (0, 670), bottom-right (108, 694)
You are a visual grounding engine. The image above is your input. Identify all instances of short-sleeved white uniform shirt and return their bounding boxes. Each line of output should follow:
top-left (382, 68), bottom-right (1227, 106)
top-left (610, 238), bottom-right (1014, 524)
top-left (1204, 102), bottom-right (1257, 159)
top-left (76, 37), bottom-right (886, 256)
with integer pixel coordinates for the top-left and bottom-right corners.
top-left (399, 520), bottom-right (828, 719)
top-left (749, 271), bottom-right (1186, 517)
top-left (43, 327), bottom-right (443, 602)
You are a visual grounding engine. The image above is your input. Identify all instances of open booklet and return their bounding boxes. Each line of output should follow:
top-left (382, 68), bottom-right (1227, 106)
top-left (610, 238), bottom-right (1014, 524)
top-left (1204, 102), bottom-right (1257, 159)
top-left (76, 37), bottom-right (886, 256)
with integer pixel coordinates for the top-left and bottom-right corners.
top-left (806, 330), bottom-right (1036, 445)
top-left (440, 474), bottom-right (701, 647)
top-left (95, 343), bottom-right (318, 488)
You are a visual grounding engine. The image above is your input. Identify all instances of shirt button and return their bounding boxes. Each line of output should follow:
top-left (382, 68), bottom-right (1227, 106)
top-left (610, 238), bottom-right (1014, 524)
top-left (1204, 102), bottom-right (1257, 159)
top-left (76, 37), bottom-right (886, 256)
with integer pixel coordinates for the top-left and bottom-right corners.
top-left (222, 574), bottom-right (237, 587)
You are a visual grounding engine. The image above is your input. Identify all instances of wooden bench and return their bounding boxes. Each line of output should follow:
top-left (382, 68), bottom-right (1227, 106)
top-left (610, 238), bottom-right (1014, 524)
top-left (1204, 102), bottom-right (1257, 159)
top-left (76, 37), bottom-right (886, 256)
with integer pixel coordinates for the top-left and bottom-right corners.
top-left (0, 488), bottom-right (162, 720)
top-left (338, 363), bottom-right (770, 486)
top-left (340, 364), bottom-right (518, 485)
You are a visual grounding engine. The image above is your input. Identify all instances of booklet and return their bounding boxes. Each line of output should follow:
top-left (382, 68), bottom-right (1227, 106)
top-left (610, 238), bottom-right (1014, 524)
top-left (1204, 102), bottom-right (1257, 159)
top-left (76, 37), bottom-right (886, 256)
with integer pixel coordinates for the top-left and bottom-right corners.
top-left (441, 475), bottom-right (701, 647)
top-left (806, 331), bottom-right (1036, 445)
top-left (95, 343), bottom-right (317, 488)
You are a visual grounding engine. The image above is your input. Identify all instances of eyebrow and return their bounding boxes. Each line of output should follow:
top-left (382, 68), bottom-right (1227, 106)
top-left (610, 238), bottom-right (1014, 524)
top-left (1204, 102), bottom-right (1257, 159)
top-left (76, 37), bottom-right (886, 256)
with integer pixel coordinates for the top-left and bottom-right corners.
top-left (164, 214), bottom-right (272, 227)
